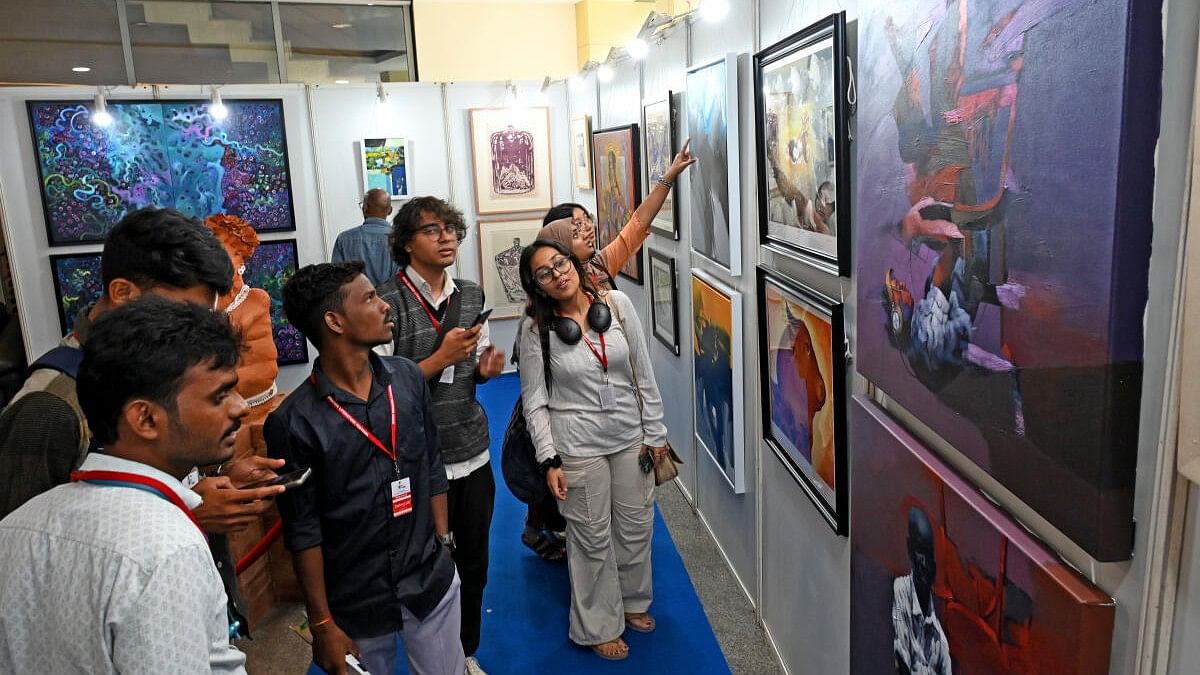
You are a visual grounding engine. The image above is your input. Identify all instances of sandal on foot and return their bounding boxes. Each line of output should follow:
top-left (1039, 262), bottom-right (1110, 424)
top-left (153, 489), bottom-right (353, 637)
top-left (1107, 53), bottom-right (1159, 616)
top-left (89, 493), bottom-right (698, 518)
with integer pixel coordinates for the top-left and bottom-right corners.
top-left (591, 639), bottom-right (629, 661)
top-left (521, 528), bottom-right (566, 562)
top-left (625, 612), bottom-right (656, 633)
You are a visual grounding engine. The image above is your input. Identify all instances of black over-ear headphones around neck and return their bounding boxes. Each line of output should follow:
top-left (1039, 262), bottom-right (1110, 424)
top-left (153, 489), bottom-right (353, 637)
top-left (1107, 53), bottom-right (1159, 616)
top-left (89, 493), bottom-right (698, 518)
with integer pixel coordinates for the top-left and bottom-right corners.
top-left (552, 295), bottom-right (612, 345)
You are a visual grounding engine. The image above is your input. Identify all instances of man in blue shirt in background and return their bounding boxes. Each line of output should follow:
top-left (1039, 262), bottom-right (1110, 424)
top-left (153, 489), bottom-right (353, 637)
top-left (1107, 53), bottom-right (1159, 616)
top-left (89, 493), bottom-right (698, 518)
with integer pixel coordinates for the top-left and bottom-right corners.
top-left (332, 188), bottom-right (400, 286)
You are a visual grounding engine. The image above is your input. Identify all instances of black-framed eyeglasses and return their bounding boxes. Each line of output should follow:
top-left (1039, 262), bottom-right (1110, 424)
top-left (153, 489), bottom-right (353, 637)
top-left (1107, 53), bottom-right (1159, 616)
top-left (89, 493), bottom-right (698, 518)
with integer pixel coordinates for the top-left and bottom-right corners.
top-left (534, 256), bottom-right (573, 285)
top-left (417, 223), bottom-right (462, 240)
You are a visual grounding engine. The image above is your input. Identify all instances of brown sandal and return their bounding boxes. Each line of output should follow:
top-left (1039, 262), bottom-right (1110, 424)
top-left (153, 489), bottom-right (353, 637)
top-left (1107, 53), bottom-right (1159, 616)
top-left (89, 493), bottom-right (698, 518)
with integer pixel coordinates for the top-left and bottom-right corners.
top-left (624, 612), bottom-right (656, 633)
top-left (591, 638), bottom-right (629, 661)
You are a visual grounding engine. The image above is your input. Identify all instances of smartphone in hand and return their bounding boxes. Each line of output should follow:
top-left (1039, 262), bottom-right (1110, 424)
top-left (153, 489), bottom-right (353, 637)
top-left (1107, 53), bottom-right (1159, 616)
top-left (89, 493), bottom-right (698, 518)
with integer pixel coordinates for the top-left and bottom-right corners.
top-left (243, 467), bottom-right (312, 491)
top-left (472, 308), bottom-right (493, 326)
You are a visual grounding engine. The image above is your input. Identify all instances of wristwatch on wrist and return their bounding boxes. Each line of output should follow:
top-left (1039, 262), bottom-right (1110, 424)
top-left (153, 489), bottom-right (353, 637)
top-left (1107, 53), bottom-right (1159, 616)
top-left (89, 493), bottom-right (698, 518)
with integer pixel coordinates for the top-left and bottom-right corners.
top-left (438, 532), bottom-right (456, 550)
top-left (540, 455), bottom-right (563, 474)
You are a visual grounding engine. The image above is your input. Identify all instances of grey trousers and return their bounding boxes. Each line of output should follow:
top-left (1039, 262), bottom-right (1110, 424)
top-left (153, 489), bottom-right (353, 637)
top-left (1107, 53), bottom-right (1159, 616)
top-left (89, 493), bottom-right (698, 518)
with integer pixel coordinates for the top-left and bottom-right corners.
top-left (560, 443), bottom-right (656, 645)
top-left (355, 572), bottom-right (466, 675)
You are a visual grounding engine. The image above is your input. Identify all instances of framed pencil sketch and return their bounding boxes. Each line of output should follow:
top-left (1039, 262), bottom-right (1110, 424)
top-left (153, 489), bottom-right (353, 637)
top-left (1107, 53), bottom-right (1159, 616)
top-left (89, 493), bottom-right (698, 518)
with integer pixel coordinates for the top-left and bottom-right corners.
top-left (643, 96), bottom-right (678, 239)
top-left (570, 114), bottom-right (594, 190)
top-left (592, 123), bottom-right (643, 283)
top-left (691, 268), bottom-right (745, 493)
top-left (687, 54), bottom-right (742, 276)
top-left (648, 249), bottom-right (679, 355)
top-left (360, 137), bottom-right (412, 199)
top-left (755, 12), bottom-right (851, 275)
top-left (49, 251), bottom-right (103, 334)
top-left (468, 107), bottom-right (553, 215)
top-left (477, 217), bottom-right (543, 319)
top-left (758, 267), bottom-right (847, 533)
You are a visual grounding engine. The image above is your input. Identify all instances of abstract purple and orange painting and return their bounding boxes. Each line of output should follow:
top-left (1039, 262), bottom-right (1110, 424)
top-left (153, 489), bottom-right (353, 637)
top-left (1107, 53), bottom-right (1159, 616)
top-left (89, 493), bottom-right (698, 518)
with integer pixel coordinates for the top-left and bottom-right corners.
top-left (850, 396), bottom-right (1115, 675)
top-left (854, 0), bottom-right (1162, 560)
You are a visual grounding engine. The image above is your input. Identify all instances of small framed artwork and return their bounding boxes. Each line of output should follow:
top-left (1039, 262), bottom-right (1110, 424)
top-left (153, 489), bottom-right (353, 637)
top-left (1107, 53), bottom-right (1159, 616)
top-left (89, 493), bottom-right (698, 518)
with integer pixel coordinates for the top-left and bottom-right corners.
top-left (691, 268), bottom-right (745, 493)
top-left (570, 114), bottom-right (593, 189)
top-left (49, 251), bottom-right (104, 334)
top-left (243, 238), bottom-right (308, 365)
top-left (477, 217), bottom-right (543, 319)
top-left (468, 107), bottom-right (554, 215)
top-left (648, 249), bottom-right (679, 354)
top-left (687, 53), bottom-right (742, 276)
top-left (360, 137), bottom-right (412, 199)
top-left (758, 267), bottom-right (847, 533)
top-left (754, 12), bottom-right (851, 276)
top-left (592, 123), bottom-right (643, 284)
top-left (643, 95), bottom-right (678, 239)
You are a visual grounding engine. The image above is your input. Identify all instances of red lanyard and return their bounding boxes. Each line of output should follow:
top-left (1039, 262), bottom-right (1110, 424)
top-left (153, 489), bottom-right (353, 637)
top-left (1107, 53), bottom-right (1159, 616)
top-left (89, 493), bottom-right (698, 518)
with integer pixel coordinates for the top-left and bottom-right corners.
top-left (70, 470), bottom-right (206, 539)
top-left (582, 333), bottom-right (608, 373)
top-left (399, 273), bottom-right (447, 333)
top-left (313, 375), bottom-right (398, 463)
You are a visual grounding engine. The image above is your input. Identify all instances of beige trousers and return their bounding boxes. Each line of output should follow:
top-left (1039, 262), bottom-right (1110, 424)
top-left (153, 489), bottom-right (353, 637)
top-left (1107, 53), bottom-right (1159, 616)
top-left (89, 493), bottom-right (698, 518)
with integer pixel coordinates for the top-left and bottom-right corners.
top-left (559, 443), bottom-right (656, 645)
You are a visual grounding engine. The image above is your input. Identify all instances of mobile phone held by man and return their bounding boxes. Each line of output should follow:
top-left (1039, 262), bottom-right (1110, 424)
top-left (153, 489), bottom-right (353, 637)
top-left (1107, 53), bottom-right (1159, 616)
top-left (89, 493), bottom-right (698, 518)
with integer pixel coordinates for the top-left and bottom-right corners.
top-left (472, 308), bottom-right (493, 327)
top-left (243, 467), bottom-right (312, 491)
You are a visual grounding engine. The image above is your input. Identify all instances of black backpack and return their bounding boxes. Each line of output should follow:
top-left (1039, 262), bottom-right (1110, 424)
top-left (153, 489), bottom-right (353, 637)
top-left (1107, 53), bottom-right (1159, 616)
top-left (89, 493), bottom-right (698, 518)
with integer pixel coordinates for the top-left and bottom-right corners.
top-left (500, 322), bottom-right (552, 504)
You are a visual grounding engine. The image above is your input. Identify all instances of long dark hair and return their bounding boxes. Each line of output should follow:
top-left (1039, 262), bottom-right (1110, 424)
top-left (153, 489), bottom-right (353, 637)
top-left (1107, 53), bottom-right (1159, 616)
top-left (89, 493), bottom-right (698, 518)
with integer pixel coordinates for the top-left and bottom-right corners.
top-left (519, 239), bottom-right (598, 332)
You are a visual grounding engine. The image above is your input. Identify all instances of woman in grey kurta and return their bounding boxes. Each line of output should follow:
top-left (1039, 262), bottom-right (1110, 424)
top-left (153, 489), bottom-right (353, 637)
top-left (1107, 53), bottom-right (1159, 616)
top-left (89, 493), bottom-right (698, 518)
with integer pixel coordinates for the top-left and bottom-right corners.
top-left (517, 239), bottom-right (669, 661)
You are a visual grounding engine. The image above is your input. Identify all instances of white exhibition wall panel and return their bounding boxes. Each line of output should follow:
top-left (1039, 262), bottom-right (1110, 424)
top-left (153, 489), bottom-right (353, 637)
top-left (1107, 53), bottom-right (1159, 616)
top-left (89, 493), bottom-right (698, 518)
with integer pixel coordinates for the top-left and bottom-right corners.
top-left (565, 69), bottom-right (599, 217)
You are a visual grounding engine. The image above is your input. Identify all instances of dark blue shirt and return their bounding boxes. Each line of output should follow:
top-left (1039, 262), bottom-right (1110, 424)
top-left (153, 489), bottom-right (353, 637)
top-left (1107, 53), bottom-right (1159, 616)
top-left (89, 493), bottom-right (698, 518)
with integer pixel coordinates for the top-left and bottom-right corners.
top-left (265, 354), bottom-right (453, 638)
top-left (331, 218), bottom-right (401, 287)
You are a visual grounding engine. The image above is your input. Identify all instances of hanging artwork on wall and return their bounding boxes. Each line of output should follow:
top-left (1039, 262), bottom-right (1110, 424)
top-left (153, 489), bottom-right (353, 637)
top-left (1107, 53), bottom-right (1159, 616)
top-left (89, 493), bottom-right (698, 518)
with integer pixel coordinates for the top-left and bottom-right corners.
top-left (643, 96), bottom-right (678, 239)
top-left (28, 99), bottom-right (296, 246)
top-left (243, 239), bottom-right (307, 366)
top-left (758, 268), bottom-right (847, 533)
top-left (755, 12), bottom-right (851, 276)
top-left (570, 114), bottom-right (593, 190)
top-left (649, 249), bottom-right (679, 355)
top-left (468, 107), bottom-right (553, 215)
top-left (360, 137), bottom-right (412, 199)
top-left (691, 269), bottom-right (745, 493)
top-left (49, 252), bottom-right (103, 334)
top-left (686, 53), bottom-right (742, 276)
top-left (591, 123), bottom-right (643, 283)
top-left (855, 0), bottom-right (1161, 561)
top-left (850, 396), bottom-right (1115, 674)
top-left (477, 217), bottom-right (543, 319)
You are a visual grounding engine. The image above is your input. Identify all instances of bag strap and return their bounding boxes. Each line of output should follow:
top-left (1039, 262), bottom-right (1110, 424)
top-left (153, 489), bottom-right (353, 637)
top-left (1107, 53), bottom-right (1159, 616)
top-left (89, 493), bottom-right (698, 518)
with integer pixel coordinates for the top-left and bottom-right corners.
top-left (28, 345), bottom-right (84, 380)
top-left (610, 298), bottom-right (644, 411)
top-left (538, 319), bottom-right (553, 395)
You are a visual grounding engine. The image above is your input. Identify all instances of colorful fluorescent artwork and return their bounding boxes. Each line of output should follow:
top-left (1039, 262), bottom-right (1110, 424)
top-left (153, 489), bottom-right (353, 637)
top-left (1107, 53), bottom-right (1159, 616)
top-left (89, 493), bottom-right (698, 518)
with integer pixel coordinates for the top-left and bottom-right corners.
top-left (361, 138), bottom-right (411, 198)
top-left (855, 0), bottom-right (1160, 560)
top-left (755, 13), bottom-right (850, 275)
top-left (468, 107), bottom-right (553, 215)
top-left (692, 270), bottom-right (744, 493)
top-left (759, 269), bottom-right (846, 533)
top-left (850, 396), bottom-right (1115, 674)
top-left (592, 124), bottom-right (642, 283)
top-left (29, 99), bottom-right (295, 245)
top-left (50, 252), bottom-right (103, 334)
top-left (687, 54), bottom-right (742, 275)
top-left (243, 239), bottom-right (307, 365)
top-left (643, 97), bottom-right (677, 238)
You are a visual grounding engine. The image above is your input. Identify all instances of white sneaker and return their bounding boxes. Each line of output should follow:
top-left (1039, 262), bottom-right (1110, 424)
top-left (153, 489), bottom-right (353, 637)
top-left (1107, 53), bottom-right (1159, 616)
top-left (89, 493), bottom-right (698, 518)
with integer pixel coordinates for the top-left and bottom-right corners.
top-left (465, 656), bottom-right (488, 675)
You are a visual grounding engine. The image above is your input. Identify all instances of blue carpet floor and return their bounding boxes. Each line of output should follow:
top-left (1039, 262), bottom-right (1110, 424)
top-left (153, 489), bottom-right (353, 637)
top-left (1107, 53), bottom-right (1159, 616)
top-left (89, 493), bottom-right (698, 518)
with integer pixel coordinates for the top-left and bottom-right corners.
top-left (310, 373), bottom-right (729, 674)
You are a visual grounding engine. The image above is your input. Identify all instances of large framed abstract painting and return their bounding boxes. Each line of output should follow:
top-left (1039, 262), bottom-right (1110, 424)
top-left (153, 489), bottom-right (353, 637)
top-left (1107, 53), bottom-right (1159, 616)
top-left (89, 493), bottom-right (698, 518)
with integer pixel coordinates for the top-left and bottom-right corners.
top-left (570, 114), bottom-right (593, 189)
top-left (691, 269), bottom-right (745, 493)
top-left (649, 249), bottom-right (679, 355)
top-left (468, 107), bottom-right (553, 215)
top-left (758, 268), bottom-right (847, 533)
top-left (49, 252), bottom-right (103, 334)
top-left (850, 396), bottom-right (1115, 674)
top-left (591, 123), bottom-right (643, 283)
top-left (755, 13), bottom-right (851, 276)
top-left (643, 96), bottom-right (678, 239)
top-left (28, 99), bottom-right (295, 246)
top-left (360, 137), bottom-right (412, 199)
top-left (855, 0), bottom-right (1161, 561)
top-left (477, 217), bottom-right (543, 320)
top-left (687, 54), bottom-right (742, 276)
top-left (243, 239), bottom-right (307, 366)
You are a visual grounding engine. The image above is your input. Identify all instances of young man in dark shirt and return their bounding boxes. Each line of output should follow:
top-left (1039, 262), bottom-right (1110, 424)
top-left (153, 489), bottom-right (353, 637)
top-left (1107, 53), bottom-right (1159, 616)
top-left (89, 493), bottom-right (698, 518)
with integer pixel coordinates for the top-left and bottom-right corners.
top-left (267, 261), bottom-right (463, 675)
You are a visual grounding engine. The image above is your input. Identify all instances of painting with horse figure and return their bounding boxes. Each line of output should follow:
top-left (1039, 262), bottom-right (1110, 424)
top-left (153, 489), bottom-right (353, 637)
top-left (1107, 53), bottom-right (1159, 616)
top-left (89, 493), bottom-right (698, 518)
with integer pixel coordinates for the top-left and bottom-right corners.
top-left (759, 269), bottom-right (847, 532)
top-left (854, 0), bottom-right (1161, 561)
top-left (692, 269), bottom-right (744, 493)
top-left (850, 397), bottom-right (1115, 674)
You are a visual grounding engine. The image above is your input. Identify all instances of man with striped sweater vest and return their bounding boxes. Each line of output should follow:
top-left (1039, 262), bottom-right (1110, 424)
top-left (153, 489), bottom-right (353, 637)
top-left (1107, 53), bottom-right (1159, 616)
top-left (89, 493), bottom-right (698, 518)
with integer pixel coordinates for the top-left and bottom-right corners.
top-left (377, 197), bottom-right (505, 675)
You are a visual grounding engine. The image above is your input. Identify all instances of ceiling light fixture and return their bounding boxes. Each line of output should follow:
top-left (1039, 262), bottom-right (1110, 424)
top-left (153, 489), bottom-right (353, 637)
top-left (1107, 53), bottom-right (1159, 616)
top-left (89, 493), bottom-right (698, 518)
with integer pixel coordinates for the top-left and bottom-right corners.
top-left (72, 66), bottom-right (91, 73)
top-left (209, 85), bottom-right (228, 121)
top-left (335, 79), bottom-right (350, 84)
top-left (91, 91), bottom-right (112, 128)
top-left (331, 23), bottom-right (352, 29)
top-left (699, 0), bottom-right (730, 23)
top-left (626, 38), bottom-right (649, 60)
top-left (597, 64), bottom-right (615, 83)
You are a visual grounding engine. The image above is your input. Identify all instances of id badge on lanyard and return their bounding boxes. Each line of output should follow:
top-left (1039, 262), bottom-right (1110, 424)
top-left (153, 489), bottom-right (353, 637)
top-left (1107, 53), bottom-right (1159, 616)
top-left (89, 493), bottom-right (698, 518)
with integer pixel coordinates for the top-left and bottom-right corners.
top-left (319, 379), bottom-right (412, 518)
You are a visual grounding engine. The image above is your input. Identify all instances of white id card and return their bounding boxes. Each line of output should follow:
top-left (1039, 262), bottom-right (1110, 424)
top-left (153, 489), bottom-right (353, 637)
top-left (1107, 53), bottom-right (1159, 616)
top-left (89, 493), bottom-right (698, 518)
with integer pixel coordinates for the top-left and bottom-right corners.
top-left (439, 365), bottom-right (455, 384)
top-left (599, 382), bottom-right (617, 410)
top-left (390, 478), bottom-right (413, 518)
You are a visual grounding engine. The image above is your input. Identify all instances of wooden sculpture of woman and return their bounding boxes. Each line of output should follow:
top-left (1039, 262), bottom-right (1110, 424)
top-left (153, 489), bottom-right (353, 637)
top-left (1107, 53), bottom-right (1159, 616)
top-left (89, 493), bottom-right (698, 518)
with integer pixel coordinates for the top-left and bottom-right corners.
top-left (205, 214), bottom-right (280, 453)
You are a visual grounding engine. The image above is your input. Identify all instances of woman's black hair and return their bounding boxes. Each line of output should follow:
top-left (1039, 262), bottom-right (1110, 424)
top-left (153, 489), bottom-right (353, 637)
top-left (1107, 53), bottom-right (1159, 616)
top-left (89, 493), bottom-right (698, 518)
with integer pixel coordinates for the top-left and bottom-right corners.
top-left (542, 202), bottom-right (590, 226)
top-left (519, 239), bottom-right (599, 333)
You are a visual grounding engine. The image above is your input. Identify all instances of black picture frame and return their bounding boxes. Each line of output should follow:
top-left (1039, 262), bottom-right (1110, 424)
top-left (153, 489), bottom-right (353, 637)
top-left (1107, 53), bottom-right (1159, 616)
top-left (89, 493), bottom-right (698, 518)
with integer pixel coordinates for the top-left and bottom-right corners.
top-left (757, 266), bottom-right (848, 534)
top-left (49, 251), bottom-right (104, 335)
top-left (591, 123), bottom-right (643, 283)
top-left (754, 12), bottom-right (852, 276)
top-left (27, 98), bottom-right (297, 247)
top-left (648, 248), bottom-right (680, 355)
top-left (643, 94), bottom-right (679, 240)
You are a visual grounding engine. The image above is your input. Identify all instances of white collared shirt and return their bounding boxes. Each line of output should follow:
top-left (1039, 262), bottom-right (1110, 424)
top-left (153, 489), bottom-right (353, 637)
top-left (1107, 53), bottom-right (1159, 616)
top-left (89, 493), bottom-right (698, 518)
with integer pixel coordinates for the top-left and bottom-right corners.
top-left (404, 266), bottom-right (492, 481)
top-left (0, 454), bottom-right (247, 674)
top-left (892, 573), bottom-right (951, 675)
